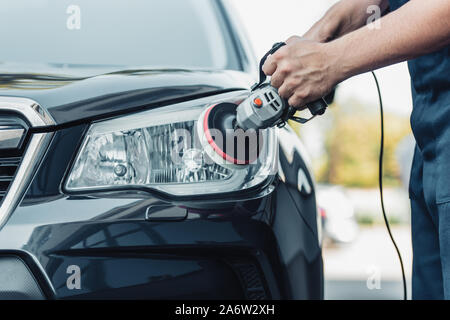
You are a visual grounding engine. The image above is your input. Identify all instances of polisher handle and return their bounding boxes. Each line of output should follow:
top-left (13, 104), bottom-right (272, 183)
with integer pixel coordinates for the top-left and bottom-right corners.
top-left (253, 42), bottom-right (329, 125)
top-left (252, 42), bottom-right (287, 91)
top-left (287, 97), bottom-right (329, 125)
top-left (307, 98), bottom-right (328, 116)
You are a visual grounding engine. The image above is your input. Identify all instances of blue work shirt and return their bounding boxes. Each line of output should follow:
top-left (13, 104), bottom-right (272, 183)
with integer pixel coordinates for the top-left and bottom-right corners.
top-left (389, 0), bottom-right (450, 205)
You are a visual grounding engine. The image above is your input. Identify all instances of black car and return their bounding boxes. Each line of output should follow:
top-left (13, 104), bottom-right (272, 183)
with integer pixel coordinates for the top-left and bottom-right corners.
top-left (0, 0), bottom-right (323, 300)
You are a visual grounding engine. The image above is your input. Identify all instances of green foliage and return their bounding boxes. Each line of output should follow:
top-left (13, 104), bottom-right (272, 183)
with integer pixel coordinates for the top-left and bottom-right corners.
top-left (357, 214), bottom-right (375, 226)
top-left (303, 100), bottom-right (411, 188)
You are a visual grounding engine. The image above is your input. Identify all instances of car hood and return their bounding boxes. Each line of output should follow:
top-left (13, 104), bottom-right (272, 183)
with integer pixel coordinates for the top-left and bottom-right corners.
top-left (0, 65), bottom-right (253, 126)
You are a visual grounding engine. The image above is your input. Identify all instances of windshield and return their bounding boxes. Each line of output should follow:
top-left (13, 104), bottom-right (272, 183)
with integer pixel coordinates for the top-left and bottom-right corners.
top-left (0, 0), bottom-right (240, 71)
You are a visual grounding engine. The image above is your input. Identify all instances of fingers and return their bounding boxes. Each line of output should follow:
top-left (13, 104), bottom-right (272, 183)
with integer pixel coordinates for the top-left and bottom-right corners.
top-left (262, 46), bottom-right (288, 77)
top-left (285, 35), bottom-right (302, 44)
top-left (278, 80), bottom-right (295, 99)
top-left (288, 89), bottom-right (309, 109)
top-left (261, 40), bottom-right (323, 109)
top-left (288, 93), bottom-right (303, 109)
top-left (262, 55), bottom-right (277, 76)
top-left (267, 53), bottom-right (291, 89)
top-left (270, 64), bottom-right (289, 88)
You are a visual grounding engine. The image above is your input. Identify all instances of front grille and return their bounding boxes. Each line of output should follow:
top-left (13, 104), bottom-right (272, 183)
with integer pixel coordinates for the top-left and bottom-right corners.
top-left (0, 157), bottom-right (22, 205)
top-left (231, 260), bottom-right (269, 300)
top-left (0, 97), bottom-right (55, 230)
top-left (0, 114), bottom-right (28, 206)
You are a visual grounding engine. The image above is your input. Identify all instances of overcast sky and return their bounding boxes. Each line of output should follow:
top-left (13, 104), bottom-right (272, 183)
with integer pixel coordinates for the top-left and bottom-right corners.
top-left (230, 0), bottom-right (413, 117)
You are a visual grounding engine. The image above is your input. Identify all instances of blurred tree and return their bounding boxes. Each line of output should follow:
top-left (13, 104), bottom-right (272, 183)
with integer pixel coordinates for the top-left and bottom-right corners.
top-left (293, 99), bottom-right (411, 188)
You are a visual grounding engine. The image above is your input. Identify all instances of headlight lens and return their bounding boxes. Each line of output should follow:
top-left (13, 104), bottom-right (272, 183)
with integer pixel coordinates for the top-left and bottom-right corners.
top-left (65, 93), bottom-right (277, 197)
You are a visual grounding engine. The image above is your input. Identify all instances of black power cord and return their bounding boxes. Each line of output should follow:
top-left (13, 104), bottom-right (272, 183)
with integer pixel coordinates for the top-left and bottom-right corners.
top-left (372, 71), bottom-right (407, 300)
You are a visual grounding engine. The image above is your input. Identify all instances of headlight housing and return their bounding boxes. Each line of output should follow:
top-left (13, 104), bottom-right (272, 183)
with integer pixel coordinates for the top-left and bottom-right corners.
top-left (65, 92), bottom-right (277, 197)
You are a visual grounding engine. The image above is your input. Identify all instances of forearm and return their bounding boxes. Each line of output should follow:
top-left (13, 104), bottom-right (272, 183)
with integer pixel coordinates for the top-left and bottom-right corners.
top-left (329, 0), bottom-right (450, 81)
top-left (304, 0), bottom-right (389, 42)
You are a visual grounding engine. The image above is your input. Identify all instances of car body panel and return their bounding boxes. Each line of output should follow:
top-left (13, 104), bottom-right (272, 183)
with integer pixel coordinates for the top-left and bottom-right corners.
top-left (0, 0), bottom-right (323, 300)
top-left (0, 122), bottom-right (322, 299)
top-left (0, 69), bottom-right (253, 126)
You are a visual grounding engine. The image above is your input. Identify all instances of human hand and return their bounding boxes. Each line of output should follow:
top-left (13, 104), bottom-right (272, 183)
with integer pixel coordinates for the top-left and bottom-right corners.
top-left (262, 36), bottom-right (341, 108)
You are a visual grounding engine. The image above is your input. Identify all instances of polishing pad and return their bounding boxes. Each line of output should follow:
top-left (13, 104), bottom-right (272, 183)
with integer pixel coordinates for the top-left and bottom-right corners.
top-left (197, 103), bottom-right (263, 170)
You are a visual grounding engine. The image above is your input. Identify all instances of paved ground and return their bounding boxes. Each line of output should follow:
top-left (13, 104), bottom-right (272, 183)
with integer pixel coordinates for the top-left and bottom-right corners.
top-left (325, 280), bottom-right (411, 300)
top-left (323, 225), bottom-right (412, 300)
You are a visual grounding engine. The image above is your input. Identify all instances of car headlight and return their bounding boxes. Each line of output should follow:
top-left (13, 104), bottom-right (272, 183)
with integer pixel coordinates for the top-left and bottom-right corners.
top-left (65, 92), bottom-right (277, 197)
